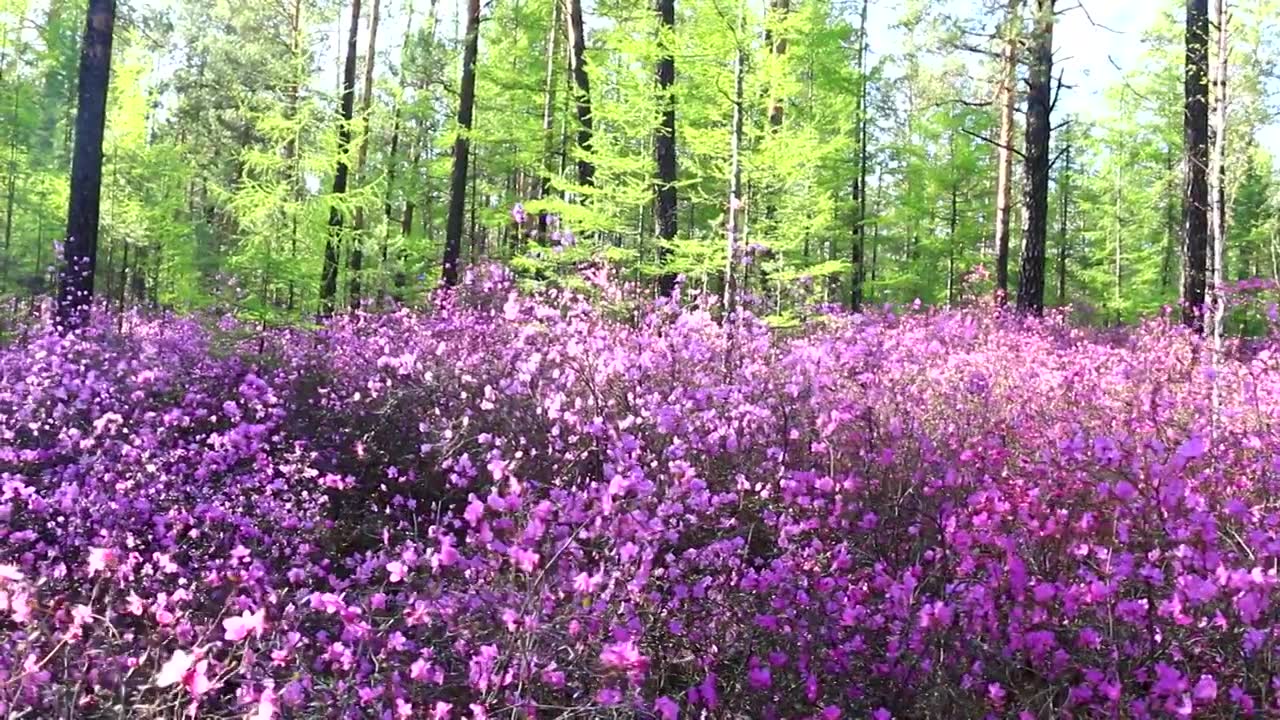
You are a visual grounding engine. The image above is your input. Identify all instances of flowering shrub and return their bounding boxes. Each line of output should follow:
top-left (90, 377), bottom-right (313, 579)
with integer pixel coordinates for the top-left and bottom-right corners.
top-left (3, 269), bottom-right (1280, 718)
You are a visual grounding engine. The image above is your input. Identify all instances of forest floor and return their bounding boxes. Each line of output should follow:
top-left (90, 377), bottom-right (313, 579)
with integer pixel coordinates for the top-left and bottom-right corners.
top-left (2, 278), bottom-right (1280, 718)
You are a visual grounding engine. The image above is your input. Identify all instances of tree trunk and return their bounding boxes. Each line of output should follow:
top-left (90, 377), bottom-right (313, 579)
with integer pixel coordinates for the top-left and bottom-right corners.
top-left (1015, 0), bottom-right (1053, 314)
top-left (993, 0), bottom-right (1021, 304)
top-left (442, 0), bottom-right (480, 286)
top-left (320, 0), bottom-right (362, 315)
top-left (286, 0), bottom-right (303, 312)
top-left (1161, 148), bottom-right (1176, 291)
top-left (723, 2), bottom-right (746, 318)
top-left (1181, 0), bottom-right (1210, 330)
top-left (378, 107), bottom-right (401, 307)
top-left (564, 0), bottom-right (595, 191)
top-left (1057, 143), bottom-right (1070, 305)
top-left (1113, 161), bottom-right (1122, 320)
top-left (348, 0), bottom-right (382, 309)
top-left (538, 0), bottom-right (560, 239)
top-left (851, 0), bottom-right (869, 311)
top-left (947, 152), bottom-right (958, 308)
top-left (1209, 0), bottom-right (1228, 347)
top-left (2, 98), bottom-right (16, 292)
top-left (56, 0), bottom-right (116, 330)
top-left (654, 0), bottom-right (679, 297)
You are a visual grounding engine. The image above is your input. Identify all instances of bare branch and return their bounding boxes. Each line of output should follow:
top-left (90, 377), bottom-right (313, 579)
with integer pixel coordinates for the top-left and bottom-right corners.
top-left (1056, 1), bottom-right (1123, 34)
top-left (962, 127), bottom-right (1027, 160)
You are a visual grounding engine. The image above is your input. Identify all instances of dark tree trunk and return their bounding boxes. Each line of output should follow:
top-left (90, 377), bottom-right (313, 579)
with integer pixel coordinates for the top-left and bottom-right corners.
top-left (993, 0), bottom-right (1020, 304)
top-left (564, 0), bottom-right (595, 190)
top-left (654, 0), bottom-right (678, 297)
top-left (378, 107), bottom-right (400, 307)
top-left (349, 0), bottom-right (382, 309)
top-left (442, 0), bottom-right (480, 286)
top-left (1181, 0), bottom-right (1209, 329)
top-left (320, 0), bottom-right (362, 315)
top-left (850, 0), bottom-right (869, 311)
top-left (1015, 0), bottom-right (1053, 314)
top-left (57, 0), bottom-right (116, 331)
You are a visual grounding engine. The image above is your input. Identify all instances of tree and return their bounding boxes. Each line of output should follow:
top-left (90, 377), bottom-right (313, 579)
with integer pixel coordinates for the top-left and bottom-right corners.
top-left (564, 0), bottom-right (595, 191)
top-left (320, 0), bottom-right (362, 316)
top-left (1181, 0), bottom-right (1210, 329)
top-left (1014, 0), bottom-right (1053, 313)
top-left (992, 0), bottom-right (1020, 303)
top-left (442, 0), bottom-right (480, 286)
top-left (850, 0), bottom-right (870, 311)
top-left (1208, 0), bottom-right (1228, 345)
top-left (723, 0), bottom-right (746, 316)
top-left (57, 0), bottom-right (116, 330)
top-left (349, 0), bottom-right (382, 308)
top-left (654, 0), bottom-right (678, 297)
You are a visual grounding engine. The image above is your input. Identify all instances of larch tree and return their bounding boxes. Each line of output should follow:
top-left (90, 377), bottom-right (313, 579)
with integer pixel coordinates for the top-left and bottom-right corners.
top-left (993, 0), bottom-right (1020, 303)
top-left (654, 0), bottom-right (678, 297)
top-left (442, 0), bottom-right (480, 286)
top-left (1015, 0), bottom-right (1054, 313)
top-left (851, 0), bottom-right (870, 311)
top-left (348, 0), bottom-right (382, 307)
top-left (564, 0), bottom-right (595, 191)
top-left (723, 0), bottom-right (746, 317)
top-left (1208, 0), bottom-right (1228, 345)
top-left (320, 0), bottom-right (362, 316)
top-left (1181, 0), bottom-right (1210, 329)
top-left (57, 0), bottom-right (116, 331)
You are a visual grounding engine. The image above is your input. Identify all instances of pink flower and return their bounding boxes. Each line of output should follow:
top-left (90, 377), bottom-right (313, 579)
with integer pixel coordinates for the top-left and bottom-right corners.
top-left (155, 649), bottom-right (194, 688)
top-left (251, 685), bottom-right (279, 720)
top-left (87, 547), bottom-right (115, 575)
top-left (463, 497), bottom-right (485, 526)
top-left (185, 659), bottom-right (212, 696)
top-left (437, 537), bottom-right (459, 567)
top-left (386, 560), bottom-right (408, 582)
top-left (509, 546), bottom-right (540, 573)
top-left (432, 701), bottom-right (453, 719)
top-left (654, 696), bottom-right (679, 720)
top-left (0, 565), bottom-right (23, 583)
top-left (600, 639), bottom-right (648, 675)
top-left (222, 608), bottom-right (266, 642)
top-left (1194, 674), bottom-right (1218, 702)
top-left (572, 570), bottom-right (602, 595)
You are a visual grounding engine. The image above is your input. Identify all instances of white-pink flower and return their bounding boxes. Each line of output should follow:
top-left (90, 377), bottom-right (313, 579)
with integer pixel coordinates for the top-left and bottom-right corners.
top-left (251, 684), bottom-right (279, 720)
top-left (386, 560), bottom-right (408, 583)
top-left (222, 608), bottom-right (267, 642)
top-left (155, 649), bottom-right (195, 688)
top-left (0, 565), bottom-right (23, 583)
top-left (87, 547), bottom-right (115, 575)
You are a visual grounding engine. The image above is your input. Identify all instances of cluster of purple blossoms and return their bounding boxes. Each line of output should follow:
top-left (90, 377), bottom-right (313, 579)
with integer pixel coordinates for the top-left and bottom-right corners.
top-left (2, 269), bottom-right (1280, 718)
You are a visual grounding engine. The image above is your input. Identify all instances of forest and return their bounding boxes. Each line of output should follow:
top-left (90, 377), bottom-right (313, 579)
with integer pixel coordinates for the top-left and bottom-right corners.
top-left (4, 0), bottom-right (1280, 718)
top-left (0, 0), bottom-right (1274, 326)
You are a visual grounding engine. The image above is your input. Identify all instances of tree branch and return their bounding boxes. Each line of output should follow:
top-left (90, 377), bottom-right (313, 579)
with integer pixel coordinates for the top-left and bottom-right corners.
top-left (962, 127), bottom-right (1026, 160)
top-left (1056, 1), bottom-right (1123, 33)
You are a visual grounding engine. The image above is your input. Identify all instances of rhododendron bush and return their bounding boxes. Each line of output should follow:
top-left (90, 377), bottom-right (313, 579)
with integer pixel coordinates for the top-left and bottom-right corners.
top-left (3, 272), bottom-right (1280, 719)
